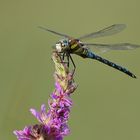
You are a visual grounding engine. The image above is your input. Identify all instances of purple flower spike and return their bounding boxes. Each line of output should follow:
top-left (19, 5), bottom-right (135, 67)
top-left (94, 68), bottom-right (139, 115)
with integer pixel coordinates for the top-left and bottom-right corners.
top-left (14, 52), bottom-right (77, 140)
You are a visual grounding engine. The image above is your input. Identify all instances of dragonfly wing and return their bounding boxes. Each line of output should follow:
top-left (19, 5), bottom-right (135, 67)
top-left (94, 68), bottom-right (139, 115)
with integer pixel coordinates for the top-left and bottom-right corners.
top-left (38, 26), bottom-right (70, 38)
top-left (78, 24), bottom-right (126, 40)
top-left (84, 43), bottom-right (140, 52)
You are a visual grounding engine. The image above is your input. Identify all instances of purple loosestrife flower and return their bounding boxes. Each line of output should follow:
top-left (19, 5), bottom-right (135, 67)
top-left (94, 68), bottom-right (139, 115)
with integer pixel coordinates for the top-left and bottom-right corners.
top-left (14, 52), bottom-right (77, 140)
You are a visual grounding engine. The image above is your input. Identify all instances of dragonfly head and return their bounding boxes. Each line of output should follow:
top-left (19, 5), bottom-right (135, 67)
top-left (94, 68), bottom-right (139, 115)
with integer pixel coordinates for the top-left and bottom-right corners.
top-left (55, 39), bottom-right (70, 52)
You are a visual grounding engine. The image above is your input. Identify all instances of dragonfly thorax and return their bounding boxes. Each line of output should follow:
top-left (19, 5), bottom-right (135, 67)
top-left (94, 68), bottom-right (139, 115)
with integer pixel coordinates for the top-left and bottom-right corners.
top-left (55, 39), bottom-right (70, 52)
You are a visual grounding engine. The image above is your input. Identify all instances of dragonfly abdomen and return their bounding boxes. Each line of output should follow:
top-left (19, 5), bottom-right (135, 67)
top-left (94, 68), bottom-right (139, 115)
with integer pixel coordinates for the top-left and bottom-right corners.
top-left (87, 51), bottom-right (136, 78)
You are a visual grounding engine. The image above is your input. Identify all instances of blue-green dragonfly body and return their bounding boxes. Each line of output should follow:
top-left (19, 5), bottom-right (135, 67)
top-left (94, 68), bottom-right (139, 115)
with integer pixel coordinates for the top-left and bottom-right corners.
top-left (39, 24), bottom-right (140, 78)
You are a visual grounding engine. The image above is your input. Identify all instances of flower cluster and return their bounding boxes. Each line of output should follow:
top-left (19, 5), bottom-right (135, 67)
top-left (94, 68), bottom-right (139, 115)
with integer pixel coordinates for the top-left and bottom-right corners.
top-left (14, 52), bottom-right (77, 140)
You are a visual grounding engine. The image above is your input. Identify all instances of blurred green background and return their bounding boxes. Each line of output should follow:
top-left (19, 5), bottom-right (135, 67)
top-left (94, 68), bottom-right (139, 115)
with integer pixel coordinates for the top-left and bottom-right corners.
top-left (0, 0), bottom-right (140, 140)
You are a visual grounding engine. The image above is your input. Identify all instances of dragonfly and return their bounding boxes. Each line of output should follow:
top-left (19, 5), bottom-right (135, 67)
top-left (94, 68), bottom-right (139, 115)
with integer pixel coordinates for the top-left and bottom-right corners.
top-left (38, 24), bottom-right (140, 78)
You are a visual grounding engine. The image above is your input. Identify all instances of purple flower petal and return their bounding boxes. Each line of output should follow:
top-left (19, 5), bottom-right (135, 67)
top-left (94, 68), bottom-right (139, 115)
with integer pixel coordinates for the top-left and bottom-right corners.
top-left (55, 82), bottom-right (63, 94)
top-left (30, 105), bottom-right (50, 125)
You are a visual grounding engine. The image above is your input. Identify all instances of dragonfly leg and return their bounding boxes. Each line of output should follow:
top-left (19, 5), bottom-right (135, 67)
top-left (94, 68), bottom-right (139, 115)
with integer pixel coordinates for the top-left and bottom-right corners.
top-left (69, 54), bottom-right (76, 74)
top-left (66, 53), bottom-right (70, 67)
top-left (58, 52), bottom-right (76, 75)
top-left (61, 52), bottom-right (70, 67)
top-left (58, 52), bottom-right (69, 66)
top-left (62, 52), bottom-right (65, 60)
top-left (58, 52), bottom-right (65, 59)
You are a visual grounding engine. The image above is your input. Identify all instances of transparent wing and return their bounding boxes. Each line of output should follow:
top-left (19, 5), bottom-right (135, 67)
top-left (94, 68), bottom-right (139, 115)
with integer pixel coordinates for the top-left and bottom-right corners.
top-left (38, 26), bottom-right (70, 38)
top-left (84, 43), bottom-right (140, 53)
top-left (78, 24), bottom-right (126, 40)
